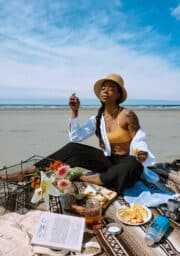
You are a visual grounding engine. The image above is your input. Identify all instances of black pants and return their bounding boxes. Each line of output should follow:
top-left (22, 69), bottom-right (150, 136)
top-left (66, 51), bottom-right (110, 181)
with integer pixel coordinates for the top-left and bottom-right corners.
top-left (35, 142), bottom-right (143, 194)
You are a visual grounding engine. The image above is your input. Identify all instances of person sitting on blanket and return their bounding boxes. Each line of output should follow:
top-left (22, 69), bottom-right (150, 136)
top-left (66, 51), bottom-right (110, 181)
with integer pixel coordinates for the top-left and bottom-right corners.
top-left (67, 73), bottom-right (155, 194)
top-left (68, 75), bottom-right (179, 191)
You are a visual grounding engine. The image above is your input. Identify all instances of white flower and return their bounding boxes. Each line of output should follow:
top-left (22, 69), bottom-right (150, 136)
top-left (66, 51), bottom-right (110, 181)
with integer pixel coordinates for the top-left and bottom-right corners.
top-left (31, 171), bottom-right (60, 210)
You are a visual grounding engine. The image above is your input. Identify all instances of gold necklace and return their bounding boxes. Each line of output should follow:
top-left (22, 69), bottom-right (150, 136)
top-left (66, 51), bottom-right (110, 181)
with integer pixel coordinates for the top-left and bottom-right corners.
top-left (104, 107), bottom-right (120, 132)
top-left (104, 107), bottom-right (120, 118)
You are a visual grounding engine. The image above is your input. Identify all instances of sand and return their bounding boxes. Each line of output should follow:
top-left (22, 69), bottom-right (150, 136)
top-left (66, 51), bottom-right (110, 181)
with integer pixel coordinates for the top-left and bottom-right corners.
top-left (0, 108), bottom-right (179, 167)
top-left (0, 108), bottom-right (180, 256)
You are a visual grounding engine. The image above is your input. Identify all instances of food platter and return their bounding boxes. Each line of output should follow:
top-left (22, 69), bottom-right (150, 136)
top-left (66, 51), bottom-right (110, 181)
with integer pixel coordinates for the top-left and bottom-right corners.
top-left (116, 203), bottom-right (152, 226)
top-left (63, 183), bottom-right (117, 216)
top-left (83, 184), bottom-right (117, 210)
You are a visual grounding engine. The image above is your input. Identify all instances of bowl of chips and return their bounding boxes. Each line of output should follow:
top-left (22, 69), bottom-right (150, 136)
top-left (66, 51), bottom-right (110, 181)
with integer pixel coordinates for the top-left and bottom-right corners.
top-left (116, 203), bottom-right (152, 225)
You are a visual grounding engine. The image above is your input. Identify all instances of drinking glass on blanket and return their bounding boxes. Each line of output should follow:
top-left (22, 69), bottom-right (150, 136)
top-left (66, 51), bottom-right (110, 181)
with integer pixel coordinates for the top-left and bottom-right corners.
top-left (85, 198), bottom-right (102, 232)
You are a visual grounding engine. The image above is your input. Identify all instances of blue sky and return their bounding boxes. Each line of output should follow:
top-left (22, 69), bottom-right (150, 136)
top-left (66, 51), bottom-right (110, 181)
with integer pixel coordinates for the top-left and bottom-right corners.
top-left (0, 0), bottom-right (180, 102)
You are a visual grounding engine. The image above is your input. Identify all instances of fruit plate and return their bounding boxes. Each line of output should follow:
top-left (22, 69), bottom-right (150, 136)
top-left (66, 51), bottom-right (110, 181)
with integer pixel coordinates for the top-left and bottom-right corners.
top-left (116, 203), bottom-right (152, 226)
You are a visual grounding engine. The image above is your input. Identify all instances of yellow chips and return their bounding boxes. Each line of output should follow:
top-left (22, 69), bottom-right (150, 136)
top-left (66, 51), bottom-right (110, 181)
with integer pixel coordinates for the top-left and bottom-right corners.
top-left (118, 203), bottom-right (148, 224)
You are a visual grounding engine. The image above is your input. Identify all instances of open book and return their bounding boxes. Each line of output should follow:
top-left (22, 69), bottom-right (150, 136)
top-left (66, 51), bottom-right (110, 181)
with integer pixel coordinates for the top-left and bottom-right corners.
top-left (31, 212), bottom-right (85, 252)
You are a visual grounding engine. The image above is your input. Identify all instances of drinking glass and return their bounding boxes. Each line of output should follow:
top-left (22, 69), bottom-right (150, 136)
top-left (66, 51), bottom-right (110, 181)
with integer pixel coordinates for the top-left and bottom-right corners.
top-left (85, 198), bottom-right (102, 232)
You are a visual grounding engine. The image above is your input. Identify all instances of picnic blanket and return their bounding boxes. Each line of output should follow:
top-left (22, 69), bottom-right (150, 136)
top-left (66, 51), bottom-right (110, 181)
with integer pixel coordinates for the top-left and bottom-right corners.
top-left (97, 175), bottom-right (180, 256)
top-left (0, 199), bottom-right (179, 256)
top-left (0, 172), bottom-right (179, 255)
top-left (98, 200), bottom-right (180, 256)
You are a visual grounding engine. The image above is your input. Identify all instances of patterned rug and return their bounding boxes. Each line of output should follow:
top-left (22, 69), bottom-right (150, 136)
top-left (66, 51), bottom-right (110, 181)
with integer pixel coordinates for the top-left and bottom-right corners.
top-left (95, 177), bottom-right (180, 256)
top-left (96, 201), bottom-right (180, 256)
top-left (58, 178), bottom-right (180, 256)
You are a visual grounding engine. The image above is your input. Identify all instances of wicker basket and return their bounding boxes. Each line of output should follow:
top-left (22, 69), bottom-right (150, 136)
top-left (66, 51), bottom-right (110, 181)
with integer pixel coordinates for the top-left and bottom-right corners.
top-left (0, 155), bottom-right (51, 214)
top-left (0, 156), bottom-right (83, 215)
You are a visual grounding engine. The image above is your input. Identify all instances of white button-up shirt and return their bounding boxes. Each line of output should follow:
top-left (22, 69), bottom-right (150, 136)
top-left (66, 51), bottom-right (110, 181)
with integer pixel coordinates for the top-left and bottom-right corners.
top-left (68, 115), bottom-right (155, 167)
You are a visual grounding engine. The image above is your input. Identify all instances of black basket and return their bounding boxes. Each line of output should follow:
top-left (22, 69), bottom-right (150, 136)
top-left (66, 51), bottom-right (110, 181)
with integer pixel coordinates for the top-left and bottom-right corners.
top-left (0, 181), bottom-right (34, 214)
top-left (0, 155), bottom-right (54, 214)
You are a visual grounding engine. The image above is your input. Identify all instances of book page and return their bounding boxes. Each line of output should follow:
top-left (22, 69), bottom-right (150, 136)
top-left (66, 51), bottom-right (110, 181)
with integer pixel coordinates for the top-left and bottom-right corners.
top-left (31, 212), bottom-right (85, 252)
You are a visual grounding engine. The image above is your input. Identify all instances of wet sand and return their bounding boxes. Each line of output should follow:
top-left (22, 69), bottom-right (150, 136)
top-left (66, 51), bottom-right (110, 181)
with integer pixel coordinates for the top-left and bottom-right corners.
top-left (0, 108), bottom-right (179, 167)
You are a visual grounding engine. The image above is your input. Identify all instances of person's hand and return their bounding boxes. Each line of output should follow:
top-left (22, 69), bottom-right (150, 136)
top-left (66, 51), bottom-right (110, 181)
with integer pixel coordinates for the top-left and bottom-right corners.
top-left (69, 93), bottom-right (80, 114)
top-left (136, 151), bottom-right (148, 163)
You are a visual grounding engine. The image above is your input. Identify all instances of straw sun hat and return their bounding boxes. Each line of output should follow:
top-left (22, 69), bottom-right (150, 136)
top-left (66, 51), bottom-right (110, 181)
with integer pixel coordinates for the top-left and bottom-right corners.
top-left (94, 73), bottom-right (127, 103)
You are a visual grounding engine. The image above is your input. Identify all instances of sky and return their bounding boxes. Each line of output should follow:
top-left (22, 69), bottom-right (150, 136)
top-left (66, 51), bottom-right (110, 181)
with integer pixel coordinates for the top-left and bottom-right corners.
top-left (0, 0), bottom-right (180, 103)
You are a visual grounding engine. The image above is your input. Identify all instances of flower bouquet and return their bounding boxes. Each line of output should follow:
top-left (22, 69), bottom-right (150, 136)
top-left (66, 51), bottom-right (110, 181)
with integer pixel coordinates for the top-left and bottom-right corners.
top-left (30, 160), bottom-right (84, 210)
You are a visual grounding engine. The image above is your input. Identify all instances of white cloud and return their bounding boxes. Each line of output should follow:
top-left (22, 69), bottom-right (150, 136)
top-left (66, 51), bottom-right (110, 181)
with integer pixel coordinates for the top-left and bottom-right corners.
top-left (1, 42), bottom-right (180, 100)
top-left (171, 4), bottom-right (180, 20)
top-left (0, 0), bottom-right (179, 101)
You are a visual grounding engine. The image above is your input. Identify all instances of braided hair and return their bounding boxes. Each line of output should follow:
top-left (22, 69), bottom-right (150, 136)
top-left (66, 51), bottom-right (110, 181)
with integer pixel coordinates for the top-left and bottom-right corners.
top-left (95, 103), bottom-right (105, 149)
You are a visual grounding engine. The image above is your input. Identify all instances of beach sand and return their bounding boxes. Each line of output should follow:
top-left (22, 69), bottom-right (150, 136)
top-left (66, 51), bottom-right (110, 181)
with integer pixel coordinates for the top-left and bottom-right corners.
top-left (0, 108), bottom-right (179, 167)
top-left (0, 108), bottom-right (180, 256)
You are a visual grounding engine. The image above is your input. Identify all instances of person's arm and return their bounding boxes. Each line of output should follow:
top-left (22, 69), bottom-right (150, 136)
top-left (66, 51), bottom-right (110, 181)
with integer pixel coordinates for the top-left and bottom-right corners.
top-left (135, 150), bottom-right (148, 163)
top-left (68, 115), bottom-right (96, 142)
top-left (125, 109), bottom-right (148, 163)
top-left (68, 93), bottom-right (96, 142)
top-left (125, 109), bottom-right (140, 137)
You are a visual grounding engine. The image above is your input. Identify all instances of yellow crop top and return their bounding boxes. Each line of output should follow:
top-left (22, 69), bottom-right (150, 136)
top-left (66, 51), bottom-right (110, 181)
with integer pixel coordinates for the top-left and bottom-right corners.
top-left (107, 120), bottom-right (131, 144)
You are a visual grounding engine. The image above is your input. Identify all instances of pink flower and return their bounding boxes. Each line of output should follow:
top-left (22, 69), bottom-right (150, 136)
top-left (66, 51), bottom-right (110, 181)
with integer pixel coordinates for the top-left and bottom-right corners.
top-left (55, 165), bottom-right (69, 179)
top-left (57, 179), bottom-right (71, 189)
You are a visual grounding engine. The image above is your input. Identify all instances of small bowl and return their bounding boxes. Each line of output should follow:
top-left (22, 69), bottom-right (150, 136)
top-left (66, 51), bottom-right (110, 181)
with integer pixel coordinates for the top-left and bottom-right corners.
top-left (106, 223), bottom-right (123, 235)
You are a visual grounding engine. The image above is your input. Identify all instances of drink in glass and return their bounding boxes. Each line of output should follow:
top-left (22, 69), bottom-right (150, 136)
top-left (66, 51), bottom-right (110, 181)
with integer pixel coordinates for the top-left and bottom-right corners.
top-left (85, 198), bottom-right (102, 231)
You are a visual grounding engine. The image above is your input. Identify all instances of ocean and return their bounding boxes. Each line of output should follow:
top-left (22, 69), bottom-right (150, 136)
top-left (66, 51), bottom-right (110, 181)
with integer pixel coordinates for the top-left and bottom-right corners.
top-left (0, 98), bottom-right (180, 109)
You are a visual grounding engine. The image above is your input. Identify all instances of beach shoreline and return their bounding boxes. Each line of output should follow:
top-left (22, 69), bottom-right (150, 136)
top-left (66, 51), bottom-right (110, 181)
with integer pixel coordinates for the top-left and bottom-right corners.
top-left (0, 108), bottom-right (179, 167)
